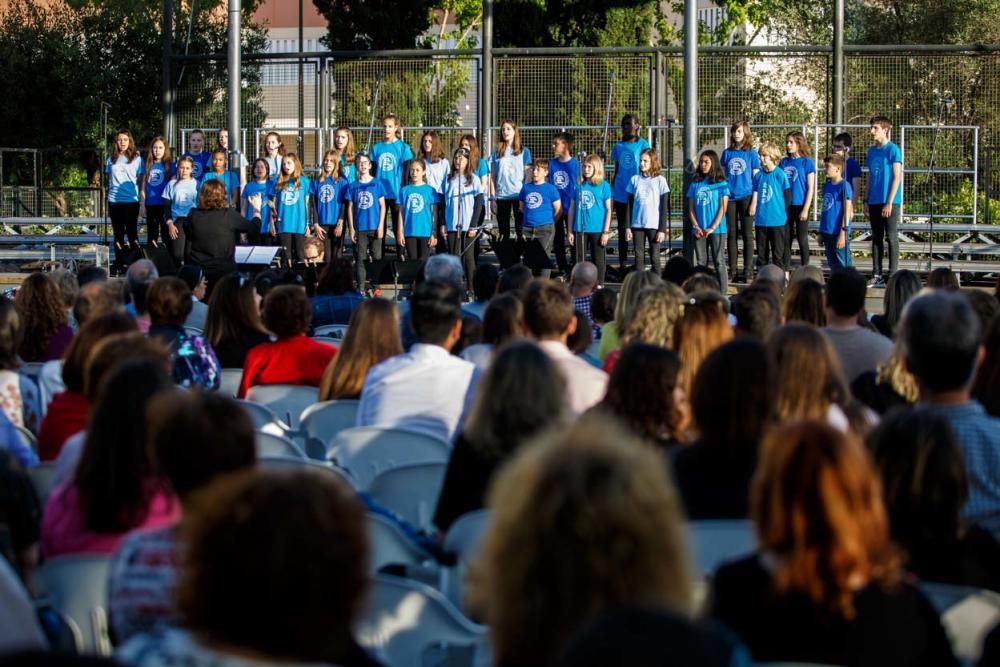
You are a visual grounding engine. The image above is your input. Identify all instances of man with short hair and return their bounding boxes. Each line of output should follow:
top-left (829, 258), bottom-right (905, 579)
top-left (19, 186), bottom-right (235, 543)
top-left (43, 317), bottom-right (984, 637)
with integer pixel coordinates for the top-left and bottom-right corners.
top-left (901, 291), bottom-right (1000, 535)
top-left (731, 284), bottom-right (781, 339)
top-left (569, 261), bottom-right (599, 337)
top-left (424, 254), bottom-right (465, 291)
top-left (358, 280), bottom-right (478, 443)
top-left (754, 263), bottom-right (786, 294)
top-left (522, 279), bottom-right (607, 413)
top-left (822, 267), bottom-right (892, 383)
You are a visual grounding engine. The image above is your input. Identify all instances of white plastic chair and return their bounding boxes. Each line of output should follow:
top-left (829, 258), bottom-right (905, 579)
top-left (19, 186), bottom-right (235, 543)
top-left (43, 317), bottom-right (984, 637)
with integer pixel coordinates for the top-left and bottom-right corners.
top-left (354, 573), bottom-right (488, 667)
top-left (686, 519), bottom-right (757, 577)
top-left (258, 456), bottom-right (358, 489)
top-left (27, 462), bottom-right (56, 505)
top-left (367, 513), bottom-right (437, 575)
top-left (236, 399), bottom-right (286, 433)
top-left (15, 424), bottom-right (38, 453)
top-left (311, 335), bottom-right (340, 346)
top-left (440, 509), bottom-right (491, 611)
top-left (245, 384), bottom-right (319, 430)
top-left (314, 323), bottom-right (349, 339)
top-left (299, 399), bottom-right (360, 459)
top-left (36, 555), bottom-right (113, 655)
top-left (255, 431), bottom-right (307, 459)
top-left (367, 461), bottom-right (447, 531)
top-left (217, 368), bottom-right (243, 398)
top-left (919, 582), bottom-right (1000, 662)
top-left (327, 427), bottom-right (451, 489)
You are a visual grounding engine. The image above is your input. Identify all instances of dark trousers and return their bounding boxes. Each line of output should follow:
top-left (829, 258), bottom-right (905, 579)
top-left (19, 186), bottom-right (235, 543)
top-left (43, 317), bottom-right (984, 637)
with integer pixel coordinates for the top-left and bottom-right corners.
top-left (868, 202), bottom-right (900, 277)
top-left (384, 199), bottom-right (400, 256)
top-left (405, 236), bottom-right (432, 261)
top-left (553, 214), bottom-right (574, 273)
top-left (822, 232), bottom-right (852, 270)
top-left (166, 216), bottom-right (188, 267)
top-left (145, 204), bottom-right (167, 246)
top-left (726, 197), bottom-right (755, 277)
top-left (447, 231), bottom-right (476, 286)
top-left (279, 232), bottom-right (305, 268)
top-left (632, 228), bottom-right (661, 274)
top-left (496, 199), bottom-right (522, 241)
top-left (575, 232), bottom-right (607, 285)
top-left (355, 231), bottom-right (383, 289)
top-left (523, 225), bottom-right (554, 278)
top-left (786, 204), bottom-right (810, 266)
top-left (755, 225), bottom-right (789, 270)
top-left (613, 200), bottom-right (630, 270)
top-left (321, 225), bottom-right (344, 262)
top-left (110, 202), bottom-right (140, 248)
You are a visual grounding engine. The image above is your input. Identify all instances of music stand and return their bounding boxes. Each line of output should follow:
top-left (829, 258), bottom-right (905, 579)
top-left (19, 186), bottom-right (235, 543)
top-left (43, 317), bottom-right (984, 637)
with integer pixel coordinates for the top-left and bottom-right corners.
top-left (393, 259), bottom-right (425, 301)
top-left (364, 257), bottom-right (396, 291)
top-left (522, 238), bottom-right (555, 277)
top-left (493, 238), bottom-right (521, 269)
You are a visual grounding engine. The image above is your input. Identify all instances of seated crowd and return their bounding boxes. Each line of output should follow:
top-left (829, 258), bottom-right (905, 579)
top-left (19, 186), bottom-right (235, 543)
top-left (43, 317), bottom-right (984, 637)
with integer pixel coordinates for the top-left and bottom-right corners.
top-left (0, 254), bottom-right (999, 667)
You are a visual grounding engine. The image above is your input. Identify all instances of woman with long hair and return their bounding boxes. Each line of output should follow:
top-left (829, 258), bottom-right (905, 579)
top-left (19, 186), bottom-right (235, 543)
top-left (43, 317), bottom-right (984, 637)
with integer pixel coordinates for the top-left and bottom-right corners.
top-left (203, 273), bottom-right (271, 369)
top-left (870, 269), bottom-right (921, 339)
top-left (709, 421), bottom-right (956, 666)
top-left (782, 277), bottom-right (826, 327)
top-left (459, 294), bottom-right (525, 370)
top-left (597, 269), bottom-right (665, 361)
top-left (673, 298), bottom-right (734, 397)
top-left (0, 298), bottom-right (41, 434)
top-left (318, 298), bottom-right (401, 401)
top-left (15, 272), bottom-right (73, 362)
top-left (767, 323), bottom-right (851, 430)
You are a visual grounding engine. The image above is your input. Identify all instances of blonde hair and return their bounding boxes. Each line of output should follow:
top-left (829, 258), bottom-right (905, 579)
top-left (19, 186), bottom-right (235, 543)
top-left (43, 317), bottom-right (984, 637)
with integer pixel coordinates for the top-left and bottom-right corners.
top-left (468, 415), bottom-right (693, 667)
top-left (613, 269), bottom-right (664, 328)
top-left (874, 342), bottom-right (920, 404)
top-left (758, 142), bottom-right (783, 164)
top-left (673, 300), bottom-right (734, 395)
top-left (621, 285), bottom-right (686, 349)
top-left (582, 153), bottom-right (605, 185)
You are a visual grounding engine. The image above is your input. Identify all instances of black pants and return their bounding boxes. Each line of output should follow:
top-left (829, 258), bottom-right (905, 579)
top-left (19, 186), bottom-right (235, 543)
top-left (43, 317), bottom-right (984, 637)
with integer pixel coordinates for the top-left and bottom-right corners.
top-left (613, 201), bottom-right (631, 271)
top-left (553, 214), bottom-right (574, 274)
top-left (166, 216), bottom-right (188, 267)
top-left (868, 202), bottom-right (900, 277)
top-left (726, 197), bottom-right (755, 277)
top-left (145, 204), bottom-right (167, 246)
top-left (110, 202), bottom-right (140, 248)
top-left (755, 225), bottom-right (789, 270)
top-left (496, 199), bottom-right (522, 241)
top-left (447, 231), bottom-right (477, 287)
top-left (355, 231), bottom-right (382, 289)
top-left (575, 232), bottom-right (607, 285)
top-left (321, 225), bottom-right (344, 262)
top-left (523, 225), bottom-right (554, 278)
top-left (632, 228), bottom-right (661, 274)
top-left (279, 233), bottom-right (305, 268)
top-left (405, 236), bottom-right (432, 261)
top-left (786, 204), bottom-right (810, 266)
top-left (384, 199), bottom-right (400, 256)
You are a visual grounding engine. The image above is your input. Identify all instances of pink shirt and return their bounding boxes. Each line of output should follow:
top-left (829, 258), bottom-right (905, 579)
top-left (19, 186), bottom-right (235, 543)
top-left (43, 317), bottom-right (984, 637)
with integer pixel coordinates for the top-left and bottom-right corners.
top-left (40, 481), bottom-right (180, 559)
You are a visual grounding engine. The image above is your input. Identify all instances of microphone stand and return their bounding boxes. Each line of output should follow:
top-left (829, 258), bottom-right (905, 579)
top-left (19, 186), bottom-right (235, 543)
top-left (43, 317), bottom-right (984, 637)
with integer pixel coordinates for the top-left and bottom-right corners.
top-left (927, 97), bottom-right (950, 273)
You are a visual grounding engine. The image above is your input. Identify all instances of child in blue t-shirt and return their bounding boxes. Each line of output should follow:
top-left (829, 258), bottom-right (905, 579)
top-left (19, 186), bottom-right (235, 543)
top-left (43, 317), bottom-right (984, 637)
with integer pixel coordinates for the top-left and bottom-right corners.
top-left (820, 154), bottom-right (854, 270)
top-left (865, 116), bottom-right (903, 286)
top-left (749, 142), bottom-right (792, 270)
top-left (548, 131), bottom-right (580, 274)
top-left (242, 159), bottom-right (275, 244)
top-left (443, 148), bottom-right (485, 284)
top-left (832, 132), bottom-right (862, 211)
top-left (183, 129), bottom-right (212, 184)
top-left (347, 153), bottom-right (386, 291)
top-left (141, 136), bottom-right (173, 247)
top-left (312, 150), bottom-right (350, 262)
top-left (201, 149), bottom-right (239, 208)
top-left (274, 153), bottom-right (312, 268)
top-left (398, 160), bottom-right (438, 261)
top-left (371, 114), bottom-right (414, 243)
top-left (490, 120), bottom-right (533, 241)
top-left (519, 160), bottom-right (562, 278)
top-left (568, 154), bottom-right (612, 285)
top-left (779, 131), bottom-right (817, 267)
top-left (626, 149), bottom-right (669, 275)
top-left (333, 127), bottom-right (357, 182)
top-left (721, 121), bottom-right (761, 281)
top-left (610, 114), bottom-right (650, 272)
top-left (163, 157), bottom-right (198, 266)
top-left (686, 149), bottom-right (731, 294)
top-left (107, 129), bottom-right (145, 252)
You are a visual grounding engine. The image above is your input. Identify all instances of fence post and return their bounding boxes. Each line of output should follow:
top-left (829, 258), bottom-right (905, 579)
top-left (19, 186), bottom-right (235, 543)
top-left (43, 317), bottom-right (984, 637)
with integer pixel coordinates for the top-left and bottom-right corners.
top-left (682, 0), bottom-right (698, 262)
top-left (227, 0), bottom-right (241, 189)
top-left (481, 0), bottom-right (494, 149)
top-left (162, 0), bottom-right (174, 143)
top-left (832, 0), bottom-right (845, 129)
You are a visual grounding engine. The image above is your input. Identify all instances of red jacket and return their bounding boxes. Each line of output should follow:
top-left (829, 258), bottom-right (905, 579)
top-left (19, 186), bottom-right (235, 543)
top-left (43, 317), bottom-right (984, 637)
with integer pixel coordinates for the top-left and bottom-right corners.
top-left (237, 335), bottom-right (337, 398)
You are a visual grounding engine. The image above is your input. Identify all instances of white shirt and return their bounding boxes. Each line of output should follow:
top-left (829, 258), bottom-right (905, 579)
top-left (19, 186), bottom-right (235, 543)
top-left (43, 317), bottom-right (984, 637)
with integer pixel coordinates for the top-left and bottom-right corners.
top-left (627, 174), bottom-right (670, 230)
top-left (357, 343), bottom-right (479, 443)
top-left (39, 359), bottom-right (66, 411)
top-left (537, 340), bottom-right (608, 414)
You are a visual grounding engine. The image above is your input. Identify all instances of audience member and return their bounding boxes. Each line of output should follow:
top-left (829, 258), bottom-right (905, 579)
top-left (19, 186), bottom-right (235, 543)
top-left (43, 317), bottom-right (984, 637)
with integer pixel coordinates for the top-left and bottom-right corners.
top-left (731, 283), bottom-right (781, 339)
top-left (176, 265), bottom-right (208, 331)
top-left (674, 298), bottom-right (733, 396)
top-left (870, 269), bottom-right (921, 339)
top-left (755, 263), bottom-right (786, 294)
top-left (850, 338), bottom-right (919, 415)
top-left (673, 338), bottom-right (775, 519)
top-left (598, 270), bottom-right (663, 361)
top-left (708, 421), bottom-right (957, 666)
top-left (357, 280), bottom-right (478, 442)
top-left (203, 273), bottom-right (271, 369)
top-left (459, 293), bottom-right (524, 370)
top-left (14, 272), bottom-right (74, 362)
top-left (147, 277), bottom-right (221, 390)
top-left (681, 272), bottom-right (721, 296)
top-left (768, 323), bottom-right (852, 431)
top-left (319, 298), bottom-right (401, 401)
top-left (522, 279), bottom-right (607, 413)
top-left (311, 257), bottom-right (365, 327)
top-left (468, 416), bottom-right (693, 667)
top-left (602, 285), bottom-right (684, 373)
top-left (963, 288), bottom-right (1000, 333)
top-left (238, 285), bottom-right (337, 398)
top-left (901, 290), bottom-right (1000, 535)
top-left (495, 263), bottom-right (533, 296)
top-left (823, 267), bottom-right (893, 383)
top-left (117, 469), bottom-right (378, 666)
top-left (0, 299), bottom-right (41, 434)
top-left (782, 278), bottom-right (825, 327)
top-left (125, 260), bottom-right (159, 333)
top-left (464, 264), bottom-right (499, 320)
top-left (927, 266), bottom-right (960, 290)
top-left (108, 391), bottom-right (256, 643)
top-left (789, 263), bottom-right (824, 286)
top-left (972, 315), bottom-right (1000, 417)
top-left (661, 254), bottom-right (693, 286)
top-left (76, 265), bottom-right (109, 287)
top-left (452, 313), bottom-right (482, 357)
top-left (434, 341), bottom-right (566, 534)
top-left (589, 286), bottom-right (616, 334)
top-left (568, 261), bottom-right (599, 335)
top-left (50, 268), bottom-right (79, 330)
top-left (0, 449), bottom-right (41, 582)
top-left (870, 408), bottom-right (1000, 592)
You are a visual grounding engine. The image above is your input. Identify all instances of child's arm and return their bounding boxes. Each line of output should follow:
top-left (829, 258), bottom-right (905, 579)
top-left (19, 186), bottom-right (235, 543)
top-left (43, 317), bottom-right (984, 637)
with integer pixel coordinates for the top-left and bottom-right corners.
top-left (470, 194), bottom-right (484, 236)
top-left (396, 201), bottom-right (405, 247)
top-left (601, 198), bottom-right (612, 246)
top-left (626, 194), bottom-right (635, 242)
top-left (748, 192), bottom-right (758, 217)
top-left (567, 199), bottom-right (577, 245)
top-left (884, 162), bottom-right (902, 216)
top-left (710, 195), bottom-right (729, 234)
top-left (429, 203), bottom-right (439, 247)
top-left (656, 193), bottom-right (668, 241)
top-left (838, 198), bottom-right (854, 249)
top-left (347, 201), bottom-right (356, 243)
top-left (688, 198), bottom-right (702, 237)
top-left (376, 197), bottom-right (386, 239)
top-left (801, 171), bottom-right (816, 220)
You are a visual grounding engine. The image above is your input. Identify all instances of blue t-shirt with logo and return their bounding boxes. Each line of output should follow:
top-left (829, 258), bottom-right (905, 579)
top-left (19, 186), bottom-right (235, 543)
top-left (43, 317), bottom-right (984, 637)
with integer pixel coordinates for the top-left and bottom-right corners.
top-left (106, 155), bottom-right (145, 204)
top-left (163, 178), bottom-right (198, 220)
top-left (573, 181), bottom-right (612, 233)
top-left (685, 180), bottom-right (731, 235)
top-left (312, 176), bottom-right (349, 227)
top-left (275, 176), bottom-right (311, 235)
top-left (350, 178), bottom-right (385, 233)
top-left (721, 148), bottom-right (761, 201)
top-left (183, 151), bottom-right (212, 183)
top-left (443, 175), bottom-right (484, 232)
top-left (340, 158), bottom-right (356, 183)
top-left (845, 156), bottom-right (862, 186)
top-left (752, 168), bottom-right (791, 228)
top-left (548, 157), bottom-right (581, 213)
top-left (399, 184), bottom-right (436, 237)
top-left (423, 159), bottom-right (450, 200)
top-left (610, 138), bottom-right (651, 203)
top-left (866, 141), bottom-right (903, 205)
top-left (627, 175), bottom-right (670, 230)
top-left (371, 140), bottom-right (414, 201)
top-left (474, 158), bottom-right (489, 179)
top-left (519, 182), bottom-right (561, 228)
top-left (820, 180), bottom-right (853, 235)
top-left (242, 180), bottom-right (275, 233)
top-left (779, 156), bottom-right (816, 206)
top-left (201, 171), bottom-right (236, 197)
top-left (143, 162), bottom-right (173, 205)
top-left (490, 146), bottom-right (533, 200)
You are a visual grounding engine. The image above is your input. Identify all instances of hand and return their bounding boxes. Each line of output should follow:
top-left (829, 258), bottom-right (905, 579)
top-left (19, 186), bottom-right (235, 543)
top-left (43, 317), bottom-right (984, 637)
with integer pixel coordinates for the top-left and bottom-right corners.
top-left (863, 203), bottom-right (870, 217)
top-left (625, 228), bottom-right (633, 242)
top-left (268, 222), bottom-right (276, 237)
top-left (166, 221), bottom-right (179, 240)
top-left (882, 203), bottom-right (893, 217)
top-left (247, 193), bottom-right (262, 215)
top-left (139, 203), bottom-right (146, 220)
top-left (239, 233), bottom-right (248, 244)
top-left (350, 229), bottom-right (357, 243)
top-left (490, 200), bottom-right (497, 216)
top-left (837, 230), bottom-right (846, 249)
top-left (655, 231), bottom-right (665, 243)
top-left (429, 235), bottom-right (437, 248)
top-left (314, 225), bottom-right (326, 240)
top-left (799, 210), bottom-right (808, 222)
top-left (376, 226), bottom-right (384, 240)
top-left (600, 232), bottom-right (609, 247)
top-left (692, 225), bottom-right (702, 238)
top-left (334, 222), bottom-right (343, 238)
top-left (398, 234), bottom-right (405, 248)
top-left (567, 231), bottom-right (574, 245)
top-left (748, 204), bottom-right (757, 217)
top-left (467, 228), bottom-right (476, 238)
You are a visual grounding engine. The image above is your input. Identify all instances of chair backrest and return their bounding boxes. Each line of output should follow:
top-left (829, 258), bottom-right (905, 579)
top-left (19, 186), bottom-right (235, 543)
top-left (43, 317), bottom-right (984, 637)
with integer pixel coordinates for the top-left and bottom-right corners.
top-left (245, 384), bottom-right (320, 430)
top-left (184, 326), bottom-right (203, 337)
top-left (255, 431), bottom-right (307, 460)
top-left (311, 335), bottom-right (340, 346)
top-left (919, 582), bottom-right (1000, 662)
top-left (217, 368), bottom-right (243, 398)
top-left (299, 400), bottom-right (361, 459)
top-left (15, 424), bottom-right (38, 453)
top-left (27, 462), bottom-right (56, 505)
top-left (37, 555), bottom-right (113, 655)
top-left (314, 324), bottom-right (349, 339)
top-left (367, 513), bottom-right (435, 574)
top-left (354, 573), bottom-right (487, 667)
top-left (328, 427), bottom-right (451, 489)
top-left (367, 461), bottom-right (447, 531)
top-left (258, 456), bottom-right (358, 489)
top-left (686, 519), bottom-right (757, 577)
top-left (440, 510), bottom-right (491, 611)
top-left (20, 362), bottom-right (44, 382)
top-left (237, 399), bottom-right (285, 432)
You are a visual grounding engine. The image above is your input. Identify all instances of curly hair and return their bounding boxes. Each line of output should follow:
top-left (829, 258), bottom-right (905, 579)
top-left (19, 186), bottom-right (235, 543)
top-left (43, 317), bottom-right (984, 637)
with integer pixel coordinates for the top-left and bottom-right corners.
top-left (197, 179), bottom-right (228, 210)
top-left (620, 284), bottom-right (686, 350)
top-left (468, 414), bottom-right (692, 667)
top-left (14, 272), bottom-right (68, 362)
top-left (597, 343), bottom-right (684, 447)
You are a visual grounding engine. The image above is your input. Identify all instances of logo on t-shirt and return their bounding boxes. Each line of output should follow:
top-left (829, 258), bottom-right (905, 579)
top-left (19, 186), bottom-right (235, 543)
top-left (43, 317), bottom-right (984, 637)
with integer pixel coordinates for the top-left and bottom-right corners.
top-left (526, 192), bottom-right (543, 209)
top-left (147, 168), bottom-right (164, 187)
top-left (580, 190), bottom-right (596, 210)
top-left (357, 190), bottom-right (375, 210)
top-left (378, 153), bottom-right (396, 173)
top-left (406, 193), bottom-right (425, 214)
top-left (318, 184), bottom-right (336, 204)
top-left (729, 157), bottom-right (747, 176)
top-left (823, 193), bottom-right (835, 212)
top-left (783, 166), bottom-right (798, 183)
top-left (620, 152), bottom-right (635, 168)
top-left (553, 171), bottom-right (569, 189)
top-left (760, 183), bottom-right (774, 204)
top-left (636, 187), bottom-right (651, 202)
top-left (696, 187), bottom-right (713, 206)
top-left (282, 187), bottom-right (300, 206)
top-left (191, 162), bottom-right (204, 179)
